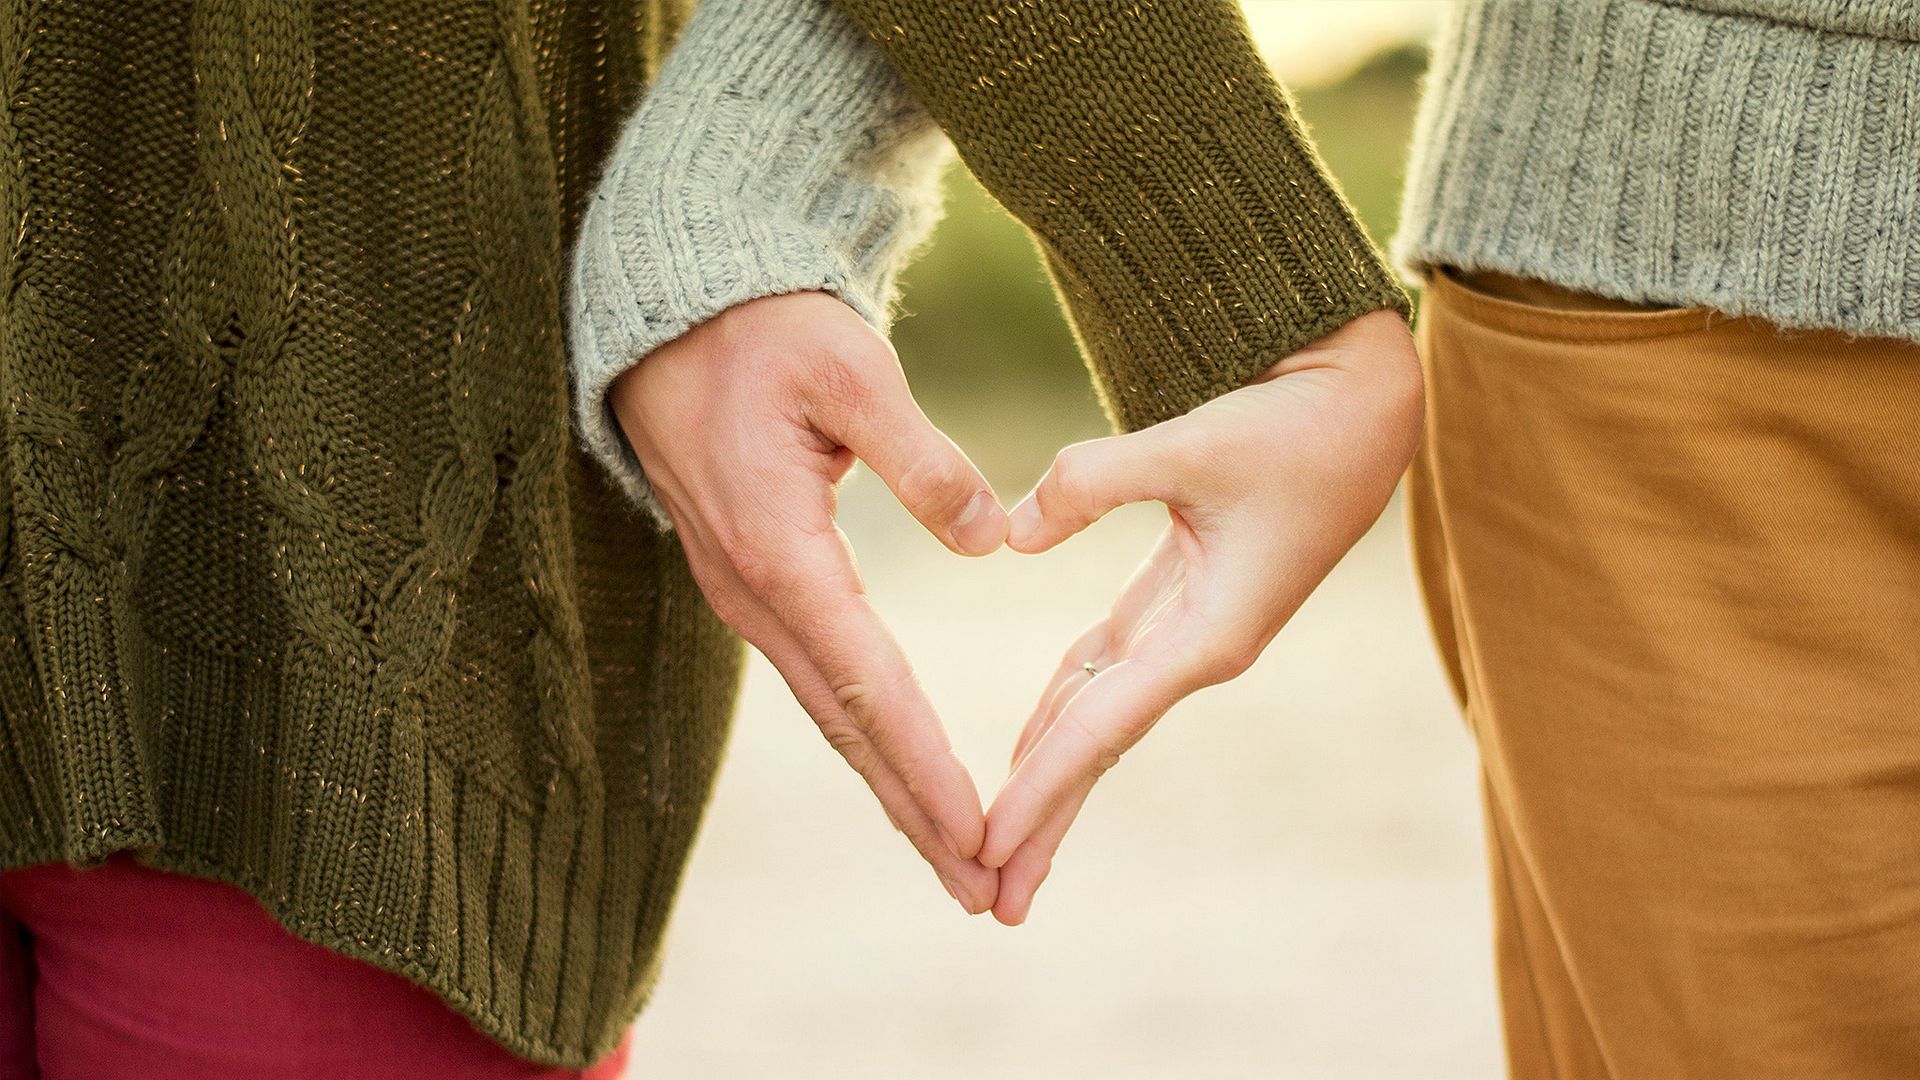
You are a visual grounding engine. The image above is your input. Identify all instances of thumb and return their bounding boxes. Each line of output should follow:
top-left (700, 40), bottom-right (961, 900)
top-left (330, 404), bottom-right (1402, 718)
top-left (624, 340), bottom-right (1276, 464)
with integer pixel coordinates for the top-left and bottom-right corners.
top-left (822, 369), bottom-right (1007, 557)
top-left (1008, 427), bottom-right (1184, 554)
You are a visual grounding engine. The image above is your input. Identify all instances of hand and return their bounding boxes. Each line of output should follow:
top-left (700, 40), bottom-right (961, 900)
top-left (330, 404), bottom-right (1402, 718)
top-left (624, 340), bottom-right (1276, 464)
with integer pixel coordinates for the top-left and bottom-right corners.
top-left (981, 309), bottom-right (1424, 925)
top-left (608, 291), bottom-right (1010, 914)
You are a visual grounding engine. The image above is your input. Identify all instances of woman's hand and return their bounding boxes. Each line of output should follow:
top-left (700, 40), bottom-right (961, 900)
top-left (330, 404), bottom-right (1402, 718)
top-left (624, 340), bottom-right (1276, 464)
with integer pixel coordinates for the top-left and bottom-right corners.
top-left (981, 309), bottom-right (1424, 925)
top-left (608, 291), bottom-right (1010, 915)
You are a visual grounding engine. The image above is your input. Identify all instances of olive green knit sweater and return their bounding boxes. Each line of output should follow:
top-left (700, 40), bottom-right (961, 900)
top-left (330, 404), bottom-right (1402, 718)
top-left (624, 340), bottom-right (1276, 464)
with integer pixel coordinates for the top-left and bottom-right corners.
top-left (0, 0), bottom-right (1403, 1067)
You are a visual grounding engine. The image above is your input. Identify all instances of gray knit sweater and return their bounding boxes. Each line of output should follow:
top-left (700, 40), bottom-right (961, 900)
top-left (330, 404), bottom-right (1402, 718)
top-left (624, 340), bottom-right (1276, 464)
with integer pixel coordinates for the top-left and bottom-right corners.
top-left (1396, 0), bottom-right (1920, 342)
top-left (568, 0), bottom-right (951, 525)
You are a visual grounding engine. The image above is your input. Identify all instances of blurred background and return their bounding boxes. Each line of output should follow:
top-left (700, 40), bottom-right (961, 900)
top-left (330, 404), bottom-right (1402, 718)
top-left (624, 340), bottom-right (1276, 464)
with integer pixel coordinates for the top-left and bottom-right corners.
top-left (629, 3), bottom-right (1502, 1077)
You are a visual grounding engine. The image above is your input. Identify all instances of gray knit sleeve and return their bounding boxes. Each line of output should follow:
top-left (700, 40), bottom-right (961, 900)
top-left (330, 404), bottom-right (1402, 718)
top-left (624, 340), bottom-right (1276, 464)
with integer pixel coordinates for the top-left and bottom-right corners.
top-left (567, 0), bottom-right (955, 527)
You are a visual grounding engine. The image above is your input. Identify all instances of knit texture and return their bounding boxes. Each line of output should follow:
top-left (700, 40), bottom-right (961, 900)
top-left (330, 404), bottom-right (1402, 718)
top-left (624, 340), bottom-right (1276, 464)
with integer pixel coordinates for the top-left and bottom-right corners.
top-left (829, 0), bottom-right (1413, 434)
top-left (0, 1), bottom-right (738, 1067)
top-left (1395, 0), bottom-right (1920, 342)
top-left (569, 0), bottom-right (954, 530)
top-left (0, 0), bottom-right (1405, 1068)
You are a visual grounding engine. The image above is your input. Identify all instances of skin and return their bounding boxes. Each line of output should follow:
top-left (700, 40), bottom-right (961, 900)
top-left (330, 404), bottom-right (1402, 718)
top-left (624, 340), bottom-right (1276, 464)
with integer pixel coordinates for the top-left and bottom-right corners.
top-left (609, 291), bottom-right (1009, 914)
top-left (611, 292), bottom-right (1423, 925)
top-left (983, 307), bottom-right (1424, 925)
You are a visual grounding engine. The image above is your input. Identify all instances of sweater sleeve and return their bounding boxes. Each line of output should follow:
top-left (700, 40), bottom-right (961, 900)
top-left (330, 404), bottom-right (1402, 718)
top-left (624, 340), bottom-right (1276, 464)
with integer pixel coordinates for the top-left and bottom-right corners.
top-left (567, 0), bottom-right (955, 526)
top-left (827, 0), bottom-right (1411, 433)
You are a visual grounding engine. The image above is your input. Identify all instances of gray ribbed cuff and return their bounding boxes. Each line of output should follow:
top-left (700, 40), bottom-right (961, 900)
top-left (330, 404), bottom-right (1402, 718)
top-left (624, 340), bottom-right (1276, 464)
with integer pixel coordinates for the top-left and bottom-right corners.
top-left (567, 0), bottom-right (954, 528)
top-left (1394, 0), bottom-right (1920, 342)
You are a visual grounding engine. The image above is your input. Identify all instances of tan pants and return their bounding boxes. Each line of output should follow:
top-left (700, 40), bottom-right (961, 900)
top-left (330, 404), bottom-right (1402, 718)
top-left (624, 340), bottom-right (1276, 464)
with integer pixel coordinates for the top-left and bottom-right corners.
top-left (1408, 267), bottom-right (1920, 1080)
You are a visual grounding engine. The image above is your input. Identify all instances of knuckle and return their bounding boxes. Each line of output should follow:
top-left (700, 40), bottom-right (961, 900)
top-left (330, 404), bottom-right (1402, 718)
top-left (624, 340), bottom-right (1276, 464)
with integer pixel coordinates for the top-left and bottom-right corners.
top-left (898, 453), bottom-right (973, 518)
top-left (1045, 446), bottom-right (1096, 517)
top-left (1060, 708), bottom-right (1125, 777)
top-left (1007, 767), bottom-right (1054, 809)
top-left (816, 716), bottom-right (872, 768)
top-left (889, 744), bottom-right (945, 802)
top-left (894, 760), bottom-right (936, 806)
top-left (715, 527), bottom-right (783, 595)
top-left (831, 677), bottom-right (907, 752)
top-left (836, 680), bottom-right (943, 790)
top-left (830, 677), bottom-right (877, 721)
top-left (733, 553), bottom-right (781, 598)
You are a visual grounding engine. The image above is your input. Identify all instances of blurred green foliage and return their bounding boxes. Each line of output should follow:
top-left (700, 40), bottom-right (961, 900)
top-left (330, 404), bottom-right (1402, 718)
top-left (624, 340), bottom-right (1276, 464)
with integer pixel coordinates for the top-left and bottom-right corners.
top-left (889, 44), bottom-right (1429, 492)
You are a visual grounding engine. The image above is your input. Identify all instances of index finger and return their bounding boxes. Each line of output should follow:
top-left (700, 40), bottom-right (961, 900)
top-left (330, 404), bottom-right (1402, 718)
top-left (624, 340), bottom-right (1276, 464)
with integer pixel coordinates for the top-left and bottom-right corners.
top-left (749, 526), bottom-right (987, 863)
top-left (980, 652), bottom-right (1198, 869)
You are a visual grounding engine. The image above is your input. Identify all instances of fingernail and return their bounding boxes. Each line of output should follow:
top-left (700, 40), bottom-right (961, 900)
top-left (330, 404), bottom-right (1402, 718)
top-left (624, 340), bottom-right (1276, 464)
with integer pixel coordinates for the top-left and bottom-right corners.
top-left (950, 490), bottom-right (1004, 554)
top-left (1008, 496), bottom-right (1041, 548)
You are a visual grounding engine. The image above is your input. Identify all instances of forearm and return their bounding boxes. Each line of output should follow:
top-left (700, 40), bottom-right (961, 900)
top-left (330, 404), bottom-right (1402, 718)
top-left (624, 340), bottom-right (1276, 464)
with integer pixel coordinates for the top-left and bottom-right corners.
top-left (568, 0), bottom-right (954, 525)
top-left (828, 0), bottom-right (1410, 433)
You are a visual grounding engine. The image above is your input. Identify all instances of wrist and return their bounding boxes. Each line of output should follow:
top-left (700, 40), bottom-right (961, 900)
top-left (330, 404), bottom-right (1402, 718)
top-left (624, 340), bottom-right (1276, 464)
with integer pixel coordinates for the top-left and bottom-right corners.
top-left (1249, 307), bottom-right (1416, 384)
top-left (1235, 307), bottom-right (1424, 478)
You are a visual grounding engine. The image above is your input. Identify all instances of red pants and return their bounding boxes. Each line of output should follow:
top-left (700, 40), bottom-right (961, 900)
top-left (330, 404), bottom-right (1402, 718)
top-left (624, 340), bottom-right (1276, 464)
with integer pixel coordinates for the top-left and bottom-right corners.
top-left (0, 855), bottom-right (631, 1079)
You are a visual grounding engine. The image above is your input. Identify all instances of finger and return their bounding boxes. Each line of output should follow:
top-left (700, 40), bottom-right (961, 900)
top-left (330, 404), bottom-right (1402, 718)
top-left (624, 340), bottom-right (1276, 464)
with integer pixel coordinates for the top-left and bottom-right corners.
top-left (725, 578), bottom-right (998, 913)
top-left (778, 655), bottom-right (999, 914)
top-left (1011, 666), bottom-right (1087, 775)
top-left (1009, 622), bottom-right (1109, 772)
top-left (991, 785), bottom-right (1091, 926)
top-left (755, 529), bottom-right (988, 863)
top-left (813, 366), bottom-right (1006, 557)
top-left (1007, 427), bottom-right (1186, 554)
top-left (863, 749), bottom-right (1001, 915)
top-left (1010, 534), bottom-right (1188, 773)
top-left (981, 655), bottom-right (1193, 869)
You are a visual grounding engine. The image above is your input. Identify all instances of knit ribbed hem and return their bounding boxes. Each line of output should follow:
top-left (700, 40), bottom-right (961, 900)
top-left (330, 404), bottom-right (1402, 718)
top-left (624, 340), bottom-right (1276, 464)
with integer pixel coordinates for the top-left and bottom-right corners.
top-left (0, 615), bottom-right (738, 1070)
top-left (1394, 0), bottom-right (1920, 342)
top-left (1038, 115), bottom-right (1413, 433)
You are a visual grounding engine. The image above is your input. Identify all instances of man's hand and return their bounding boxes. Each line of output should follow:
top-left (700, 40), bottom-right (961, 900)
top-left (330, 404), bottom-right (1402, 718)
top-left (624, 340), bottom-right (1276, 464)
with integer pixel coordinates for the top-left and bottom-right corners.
top-left (981, 309), bottom-right (1425, 925)
top-left (608, 291), bottom-right (1009, 914)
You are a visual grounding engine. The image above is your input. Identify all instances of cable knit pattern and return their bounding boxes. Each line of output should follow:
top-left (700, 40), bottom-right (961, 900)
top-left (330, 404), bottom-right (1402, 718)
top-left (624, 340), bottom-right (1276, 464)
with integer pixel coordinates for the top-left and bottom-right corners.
top-left (0, 1), bottom-right (737, 1067)
top-left (569, 0), bottom-right (954, 529)
top-left (1395, 0), bottom-right (1920, 341)
top-left (0, 0), bottom-right (1405, 1068)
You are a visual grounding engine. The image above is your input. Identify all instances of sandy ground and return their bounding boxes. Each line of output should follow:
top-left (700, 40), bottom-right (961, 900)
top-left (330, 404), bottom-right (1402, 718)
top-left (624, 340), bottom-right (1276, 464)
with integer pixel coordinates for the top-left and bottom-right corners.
top-left (620, 467), bottom-right (1503, 1079)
